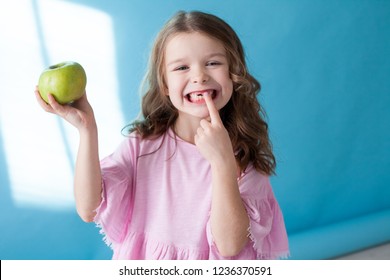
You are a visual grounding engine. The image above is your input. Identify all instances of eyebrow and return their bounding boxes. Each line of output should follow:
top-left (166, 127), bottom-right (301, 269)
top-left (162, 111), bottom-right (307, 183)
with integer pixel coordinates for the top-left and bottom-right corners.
top-left (166, 52), bottom-right (227, 67)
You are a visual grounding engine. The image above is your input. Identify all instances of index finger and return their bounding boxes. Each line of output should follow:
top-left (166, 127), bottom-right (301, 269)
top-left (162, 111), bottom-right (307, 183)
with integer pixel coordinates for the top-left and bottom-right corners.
top-left (204, 93), bottom-right (222, 124)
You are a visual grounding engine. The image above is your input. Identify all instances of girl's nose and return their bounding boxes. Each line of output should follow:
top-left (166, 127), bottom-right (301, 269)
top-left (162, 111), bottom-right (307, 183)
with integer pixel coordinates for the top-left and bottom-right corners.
top-left (192, 69), bottom-right (209, 84)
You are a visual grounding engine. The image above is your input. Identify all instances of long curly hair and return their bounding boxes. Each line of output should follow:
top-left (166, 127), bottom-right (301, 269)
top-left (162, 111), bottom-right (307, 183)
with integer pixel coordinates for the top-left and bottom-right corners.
top-left (128, 11), bottom-right (276, 175)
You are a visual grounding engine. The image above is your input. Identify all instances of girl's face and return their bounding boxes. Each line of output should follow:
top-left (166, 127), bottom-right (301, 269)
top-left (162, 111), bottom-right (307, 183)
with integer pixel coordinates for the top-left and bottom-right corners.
top-left (164, 32), bottom-right (233, 121)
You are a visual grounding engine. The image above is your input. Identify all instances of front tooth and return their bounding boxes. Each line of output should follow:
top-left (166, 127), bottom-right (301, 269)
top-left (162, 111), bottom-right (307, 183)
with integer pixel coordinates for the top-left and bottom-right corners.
top-left (191, 90), bottom-right (212, 97)
top-left (188, 90), bottom-right (214, 102)
top-left (190, 93), bottom-right (203, 101)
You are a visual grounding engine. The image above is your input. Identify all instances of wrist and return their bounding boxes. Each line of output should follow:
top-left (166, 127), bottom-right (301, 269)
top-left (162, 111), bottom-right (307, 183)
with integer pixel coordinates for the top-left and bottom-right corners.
top-left (79, 121), bottom-right (98, 139)
top-left (210, 153), bottom-right (237, 175)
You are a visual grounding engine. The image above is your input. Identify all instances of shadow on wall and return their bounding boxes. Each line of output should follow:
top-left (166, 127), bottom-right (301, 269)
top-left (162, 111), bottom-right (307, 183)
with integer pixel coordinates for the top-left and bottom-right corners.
top-left (0, 127), bottom-right (110, 259)
top-left (0, 0), bottom-right (121, 259)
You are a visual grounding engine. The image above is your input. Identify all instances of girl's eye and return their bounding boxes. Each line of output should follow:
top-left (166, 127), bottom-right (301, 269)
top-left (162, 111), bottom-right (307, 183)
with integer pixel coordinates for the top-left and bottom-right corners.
top-left (174, 66), bottom-right (189, 71)
top-left (207, 61), bottom-right (222, 66)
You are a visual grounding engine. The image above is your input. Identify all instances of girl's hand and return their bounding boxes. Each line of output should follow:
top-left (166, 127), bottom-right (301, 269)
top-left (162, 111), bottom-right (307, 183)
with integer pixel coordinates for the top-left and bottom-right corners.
top-left (34, 86), bottom-right (96, 133)
top-left (194, 93), bottom-right (235, 166)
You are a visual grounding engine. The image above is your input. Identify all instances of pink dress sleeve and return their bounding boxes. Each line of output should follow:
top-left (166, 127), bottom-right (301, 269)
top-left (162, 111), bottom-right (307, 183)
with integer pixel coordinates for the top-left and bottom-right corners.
top-left (94, 138), bottom-right (137, 248)
top-left (207, 166), bottom-right (289, 260)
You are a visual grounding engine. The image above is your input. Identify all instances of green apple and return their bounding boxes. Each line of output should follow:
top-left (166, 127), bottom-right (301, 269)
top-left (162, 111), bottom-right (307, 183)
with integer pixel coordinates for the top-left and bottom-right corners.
top-left (38, 61), bottom-right (87, 104)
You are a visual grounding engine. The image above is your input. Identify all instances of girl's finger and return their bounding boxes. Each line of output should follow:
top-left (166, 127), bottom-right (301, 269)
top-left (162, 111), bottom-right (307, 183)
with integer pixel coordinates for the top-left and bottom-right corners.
top-left (204, 93), bottom-right (222, 125)
top-left (35, 89), bottom-right (55, 113)
top-left (196, 126), bottom-right (204, 137)
top-left (199, 119), bottom-right (210, 129)
top-left (47, 94), bottom-right (69, 118)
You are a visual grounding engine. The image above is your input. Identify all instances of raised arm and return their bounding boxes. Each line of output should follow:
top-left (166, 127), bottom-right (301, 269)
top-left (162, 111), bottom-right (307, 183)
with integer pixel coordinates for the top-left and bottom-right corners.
top-left (35, 88), bottom-right (102, 222)
top-left (194, 93), bottom-right (249, 257)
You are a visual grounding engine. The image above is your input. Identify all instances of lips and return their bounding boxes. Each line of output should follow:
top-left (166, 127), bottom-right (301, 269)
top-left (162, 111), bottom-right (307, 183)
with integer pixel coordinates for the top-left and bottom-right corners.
top-left (185, 89), bottom-right (217, 103)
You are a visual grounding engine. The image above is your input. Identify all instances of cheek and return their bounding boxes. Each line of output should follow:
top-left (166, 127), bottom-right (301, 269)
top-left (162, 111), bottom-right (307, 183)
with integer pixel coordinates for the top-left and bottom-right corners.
top-left (221, 69), bottom-right (233, 88)
top-left (164, 77), bottom-right (174, 95)
top-left (224, 77), bottom-right (234, 94)
top-left (165, 75), bottom-right (179, 91)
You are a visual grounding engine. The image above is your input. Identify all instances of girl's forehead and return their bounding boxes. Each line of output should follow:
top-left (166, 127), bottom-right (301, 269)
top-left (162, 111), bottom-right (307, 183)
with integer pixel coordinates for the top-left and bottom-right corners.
top-left (165, 32), bottom-right (225, 54)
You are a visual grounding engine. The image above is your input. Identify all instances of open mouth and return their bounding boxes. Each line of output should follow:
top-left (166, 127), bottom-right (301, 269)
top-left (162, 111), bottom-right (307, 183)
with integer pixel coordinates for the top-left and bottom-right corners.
top-left (185, 89), bottom-right (217, 103)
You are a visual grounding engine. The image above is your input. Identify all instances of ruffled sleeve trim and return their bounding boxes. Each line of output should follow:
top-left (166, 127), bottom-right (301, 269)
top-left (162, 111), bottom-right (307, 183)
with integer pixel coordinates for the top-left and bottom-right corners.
top-left (244, 197), bottom-right (290, 259)
top-left (93, 148), bottom-right (134, 250)
top-left (94, 180), bottom-right (113, 248)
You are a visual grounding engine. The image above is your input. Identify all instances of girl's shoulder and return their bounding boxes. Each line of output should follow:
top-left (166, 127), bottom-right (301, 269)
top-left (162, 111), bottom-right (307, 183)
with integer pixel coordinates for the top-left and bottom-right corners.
top-left (239, 163), bottom-right (270, 183)
top-left (121, 130), bottom-right (169, 157)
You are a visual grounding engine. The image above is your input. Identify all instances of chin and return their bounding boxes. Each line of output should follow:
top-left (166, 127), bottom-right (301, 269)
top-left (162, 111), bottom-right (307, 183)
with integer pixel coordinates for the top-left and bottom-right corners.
top-left (178, 109), bottom-right (210, 121)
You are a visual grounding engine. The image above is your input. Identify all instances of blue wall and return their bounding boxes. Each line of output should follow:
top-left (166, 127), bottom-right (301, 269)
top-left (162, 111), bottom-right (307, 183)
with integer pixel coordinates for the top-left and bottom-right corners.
top-left (1, 0), bottom-right (389, 259)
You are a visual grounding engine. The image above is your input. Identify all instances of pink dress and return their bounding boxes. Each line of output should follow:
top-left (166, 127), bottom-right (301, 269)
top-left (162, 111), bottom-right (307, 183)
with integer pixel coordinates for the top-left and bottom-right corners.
top-left (94, 130), bottom-right (289, 260)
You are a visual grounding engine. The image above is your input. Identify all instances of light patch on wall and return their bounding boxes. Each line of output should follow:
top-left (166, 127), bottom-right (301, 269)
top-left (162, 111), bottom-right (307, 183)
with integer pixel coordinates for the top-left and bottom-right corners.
top-left (0, 0), bottom-right (124, 209)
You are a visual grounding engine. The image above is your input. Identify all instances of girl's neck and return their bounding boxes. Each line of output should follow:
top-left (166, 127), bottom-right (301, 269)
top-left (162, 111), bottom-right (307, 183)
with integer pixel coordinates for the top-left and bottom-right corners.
top-left (173, 114), bottom-right (203, 144)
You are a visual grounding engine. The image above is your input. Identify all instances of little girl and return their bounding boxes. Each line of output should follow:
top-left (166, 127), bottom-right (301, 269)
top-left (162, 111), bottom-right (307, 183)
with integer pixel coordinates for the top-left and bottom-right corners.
top-left (35, 11), bottom-right (289, 260)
